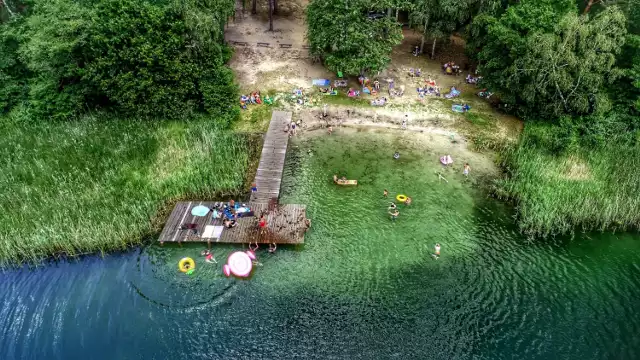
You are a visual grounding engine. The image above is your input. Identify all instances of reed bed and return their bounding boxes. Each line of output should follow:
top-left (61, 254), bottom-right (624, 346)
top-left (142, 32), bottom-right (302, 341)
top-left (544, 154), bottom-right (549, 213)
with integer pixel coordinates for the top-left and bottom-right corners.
top-left (0, 113), bottom-right (260, 266)
top-left (495, 124), bottom-right (640, 237)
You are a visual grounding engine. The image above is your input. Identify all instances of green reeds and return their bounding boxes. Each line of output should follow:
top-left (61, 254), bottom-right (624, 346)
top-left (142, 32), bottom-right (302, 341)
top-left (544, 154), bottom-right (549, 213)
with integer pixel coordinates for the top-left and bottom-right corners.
top-left (0, 113), bottom-right (259, 266)
top-left (495, 123), bottom-right (640, 237)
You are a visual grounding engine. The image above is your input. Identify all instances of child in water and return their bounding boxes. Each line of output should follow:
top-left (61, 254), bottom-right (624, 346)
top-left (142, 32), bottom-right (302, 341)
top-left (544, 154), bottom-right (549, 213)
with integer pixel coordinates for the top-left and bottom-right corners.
top-left (463, 163), bottom-right (470, 176)
top-left (383, 189), bottom-right (388, 197)
top-left (201, 250), bottom-right (217, 264)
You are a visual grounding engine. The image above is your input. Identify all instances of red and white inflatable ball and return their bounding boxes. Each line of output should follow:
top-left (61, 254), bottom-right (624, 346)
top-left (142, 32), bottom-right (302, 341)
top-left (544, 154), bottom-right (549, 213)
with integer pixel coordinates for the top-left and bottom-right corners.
top-left (223, 250), bottom-right (256, 278)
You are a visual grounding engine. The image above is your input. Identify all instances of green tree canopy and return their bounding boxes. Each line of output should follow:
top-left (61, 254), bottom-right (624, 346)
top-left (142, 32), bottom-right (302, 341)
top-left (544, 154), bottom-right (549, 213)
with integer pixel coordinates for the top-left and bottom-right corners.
top-left (476, 0), bottom-right (627, 118)
top-left (306, 0), bottom-right (403, 75)
top-left (1, 0), bottom-right (238, 123)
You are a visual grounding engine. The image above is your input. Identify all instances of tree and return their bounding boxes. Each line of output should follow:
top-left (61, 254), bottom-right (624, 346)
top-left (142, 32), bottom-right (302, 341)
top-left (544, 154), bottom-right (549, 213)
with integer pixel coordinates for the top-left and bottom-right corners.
top-left (476, 0), bottom-right (627, 118)
top-left (410, 0), bottom-right (486, 58)
top-left (306, 0), bottom-right (403, 75)
top-left (8, 0), bottom-right (238, 121)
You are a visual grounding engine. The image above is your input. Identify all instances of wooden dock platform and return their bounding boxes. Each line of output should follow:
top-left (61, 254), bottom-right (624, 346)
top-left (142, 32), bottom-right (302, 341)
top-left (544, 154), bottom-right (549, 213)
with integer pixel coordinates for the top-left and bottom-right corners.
top-left (158, 201), bottom-right (306, 244)
top-left (251, 110), bottom-right (291, 203)
top-left (157, 111), bottom-right (307, 245)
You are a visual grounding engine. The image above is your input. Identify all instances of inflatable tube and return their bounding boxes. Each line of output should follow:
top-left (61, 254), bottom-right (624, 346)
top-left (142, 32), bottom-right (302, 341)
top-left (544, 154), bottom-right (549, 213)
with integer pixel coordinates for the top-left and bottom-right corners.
top-left (396, 194), bottom-right (407, 202)
top-left (223, 264), bottom-right (231, 277)
top-left (178, 257), bottom-right (195, 273)
top-left (227, 251), bottom-right (253, 278)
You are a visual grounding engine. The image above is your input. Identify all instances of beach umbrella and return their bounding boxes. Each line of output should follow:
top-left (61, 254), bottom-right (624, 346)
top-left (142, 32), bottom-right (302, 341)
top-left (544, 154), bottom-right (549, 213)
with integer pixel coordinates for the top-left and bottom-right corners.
top-left (191, 205), bottom-right (210, 216)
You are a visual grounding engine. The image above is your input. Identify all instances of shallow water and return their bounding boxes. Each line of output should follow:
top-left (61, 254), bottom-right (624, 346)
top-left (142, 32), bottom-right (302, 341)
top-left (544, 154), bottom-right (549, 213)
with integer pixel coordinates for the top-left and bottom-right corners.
top-left (1, 129), bottom-right (639, 360)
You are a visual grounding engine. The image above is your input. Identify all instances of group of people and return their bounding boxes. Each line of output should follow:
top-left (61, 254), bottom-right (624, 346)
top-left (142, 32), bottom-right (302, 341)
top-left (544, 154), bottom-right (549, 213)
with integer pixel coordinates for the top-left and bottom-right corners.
top-left (465, 74), bottom-right (480, 84)
top-left (439, 155), bottom-right (471, 176)
top-left (209, 200), bottom-right (253, 229)
top-left (443, 62), bottom-right (461, 75)
top-left (284, 119), bottom-right (301, 136)
top-left (240, 91), bottom-right (272, 110)
top-left (383, 190), bottom-right (412, 221)
top-left (371, 97), bottom-right (388, 106)
top-left (409, 68), bottom-right (422, 77)
top-left (319, 86), bottom-right (337, 95)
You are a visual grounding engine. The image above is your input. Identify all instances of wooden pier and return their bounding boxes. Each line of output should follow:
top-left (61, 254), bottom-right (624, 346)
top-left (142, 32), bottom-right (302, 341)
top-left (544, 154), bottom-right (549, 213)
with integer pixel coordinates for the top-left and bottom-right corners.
top-left (251, 110), bottom-right (291, 203)
top-left (158, 111), bottom-right (307, 245)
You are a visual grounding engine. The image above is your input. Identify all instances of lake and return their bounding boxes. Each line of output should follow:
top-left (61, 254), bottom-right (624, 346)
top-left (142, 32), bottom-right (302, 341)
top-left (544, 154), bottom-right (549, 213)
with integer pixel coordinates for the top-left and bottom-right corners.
top-left (1, 129), bottom-right (639, 360)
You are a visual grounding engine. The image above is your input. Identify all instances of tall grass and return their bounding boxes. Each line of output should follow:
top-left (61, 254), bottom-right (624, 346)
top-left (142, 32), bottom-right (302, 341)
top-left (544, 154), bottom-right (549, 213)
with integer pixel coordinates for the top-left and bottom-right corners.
top-left (495, 122), bottom-right (640, 237)
top-left (0, 112), bottom-right (261, 266)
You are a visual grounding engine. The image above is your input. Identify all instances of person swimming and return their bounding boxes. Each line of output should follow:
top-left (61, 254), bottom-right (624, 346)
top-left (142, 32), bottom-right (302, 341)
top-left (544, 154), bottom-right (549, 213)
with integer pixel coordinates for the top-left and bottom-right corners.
top-left (435, 243), bottom-right (441, 255)
top-left (394, 152), bottom-right (400, 159)
top-left (202, 249), bottom-right (217, 264)
top-left (404, 197), bottom-right (412, 205)
top-left (383, 189), bottom-right (388, 197)
top-left (388, 202), bottom-right (397, 210)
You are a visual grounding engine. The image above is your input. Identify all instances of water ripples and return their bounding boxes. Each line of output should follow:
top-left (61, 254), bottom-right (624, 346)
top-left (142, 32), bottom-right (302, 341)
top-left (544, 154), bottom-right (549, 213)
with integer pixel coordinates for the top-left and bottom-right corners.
top-left (0, 130), bottom-right (639, 359)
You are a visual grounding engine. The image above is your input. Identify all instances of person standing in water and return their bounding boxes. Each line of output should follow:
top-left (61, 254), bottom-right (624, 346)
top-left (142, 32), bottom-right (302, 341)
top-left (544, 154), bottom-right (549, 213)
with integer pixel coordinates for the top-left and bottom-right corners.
top-left (435, 243), bottom-right (441, 255)
top-left (383, 189), bottom-right (388, 197)
top-left (404, 197), bottom-right (412, 206)
top-left (328, 126), bottom-right (333, 135)
top-left (463, 163), bottom-right (471, 176)
top-left (389, 209), bottom-right (400, 221)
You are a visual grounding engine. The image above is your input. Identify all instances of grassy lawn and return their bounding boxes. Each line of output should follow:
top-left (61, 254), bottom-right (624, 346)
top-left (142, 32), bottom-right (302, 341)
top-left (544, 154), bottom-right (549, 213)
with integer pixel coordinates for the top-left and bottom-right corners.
top-left (0, 113), bottom-right (261, 265)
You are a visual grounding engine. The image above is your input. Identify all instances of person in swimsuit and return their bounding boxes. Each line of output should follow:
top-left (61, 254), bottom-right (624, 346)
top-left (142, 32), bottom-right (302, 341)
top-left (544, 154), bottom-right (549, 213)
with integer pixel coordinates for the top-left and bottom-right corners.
top-left (463, 163), bottom-right (470, 176)
top-left (383, 189), bottom-right (388, 197)
top-left (404, 197), bottom-right (412, 206)
top-left (290, 121), bottom-right (297, 136)
top-left (388, 202), bottom-right (397, 210)
top-left (389, 209), bottom-right (399, 221)
top-left (259, 214), bottom-right (267, 234)
top-left (224, 219), bottom-right (237, 228)
top-left (202, 250), bottom-right (217, 264)
top-left (328, 126), bottom-right (333, 135)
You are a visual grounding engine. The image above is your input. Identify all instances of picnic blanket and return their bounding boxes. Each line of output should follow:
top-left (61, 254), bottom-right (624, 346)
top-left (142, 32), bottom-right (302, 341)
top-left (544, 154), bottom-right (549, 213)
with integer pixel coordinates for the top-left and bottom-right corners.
top-left (312, 79), bottom-right (331, 87)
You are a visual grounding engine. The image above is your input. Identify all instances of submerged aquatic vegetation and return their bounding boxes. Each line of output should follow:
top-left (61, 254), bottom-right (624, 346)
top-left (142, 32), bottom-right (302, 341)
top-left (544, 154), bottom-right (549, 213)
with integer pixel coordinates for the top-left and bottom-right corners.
top-left (0, 113), bottom-right (260, 266)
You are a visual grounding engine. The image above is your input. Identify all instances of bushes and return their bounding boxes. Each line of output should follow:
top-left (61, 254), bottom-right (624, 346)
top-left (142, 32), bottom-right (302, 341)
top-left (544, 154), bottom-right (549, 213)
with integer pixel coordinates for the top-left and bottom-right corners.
top-left (1, 0), bottom-right (238, 122)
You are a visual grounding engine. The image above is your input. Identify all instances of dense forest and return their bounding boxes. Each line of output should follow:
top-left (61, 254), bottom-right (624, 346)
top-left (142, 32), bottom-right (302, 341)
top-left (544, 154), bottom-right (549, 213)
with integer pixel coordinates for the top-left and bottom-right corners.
top-left (0, 0), bottom-right (238, 123)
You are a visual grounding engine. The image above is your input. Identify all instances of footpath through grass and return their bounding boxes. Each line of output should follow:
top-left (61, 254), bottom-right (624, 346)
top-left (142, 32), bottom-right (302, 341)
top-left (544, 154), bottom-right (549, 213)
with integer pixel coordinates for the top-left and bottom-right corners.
top-left (494, 122), bottom-right (640, 237)
top-left (0, 113), bottom-right (260, 266)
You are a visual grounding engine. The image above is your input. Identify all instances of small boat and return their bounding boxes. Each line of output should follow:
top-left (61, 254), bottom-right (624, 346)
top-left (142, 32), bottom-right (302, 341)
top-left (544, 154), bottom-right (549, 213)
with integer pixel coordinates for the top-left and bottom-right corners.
top-left (335, 179), bottom-right (358, 186)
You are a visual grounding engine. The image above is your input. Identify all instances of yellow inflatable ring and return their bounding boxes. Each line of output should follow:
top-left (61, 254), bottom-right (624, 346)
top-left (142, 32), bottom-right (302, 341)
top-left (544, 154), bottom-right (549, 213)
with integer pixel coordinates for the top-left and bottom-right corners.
top-left (178, 257), bottom-right (195, 273)
top-left (396, 194), bottom-right (407, 202)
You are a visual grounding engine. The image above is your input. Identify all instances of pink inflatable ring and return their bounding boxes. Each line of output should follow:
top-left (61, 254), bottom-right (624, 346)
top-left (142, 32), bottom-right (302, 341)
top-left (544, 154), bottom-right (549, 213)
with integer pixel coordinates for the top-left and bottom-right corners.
top-left (223, 251), bottom-right (256, 278)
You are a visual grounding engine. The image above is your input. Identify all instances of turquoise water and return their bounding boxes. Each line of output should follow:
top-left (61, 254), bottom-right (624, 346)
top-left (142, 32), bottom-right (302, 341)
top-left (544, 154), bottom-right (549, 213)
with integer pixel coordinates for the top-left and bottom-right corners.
top-left (1, 129), bottom-right (639, 359)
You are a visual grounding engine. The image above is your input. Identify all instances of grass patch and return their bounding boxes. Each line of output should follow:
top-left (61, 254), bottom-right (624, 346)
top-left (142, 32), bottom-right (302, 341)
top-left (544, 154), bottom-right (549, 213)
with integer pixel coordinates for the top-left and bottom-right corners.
top-left (0, 112), bottom-right (261, 266)
top-left (494, 122), bottom-right (640, 237)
